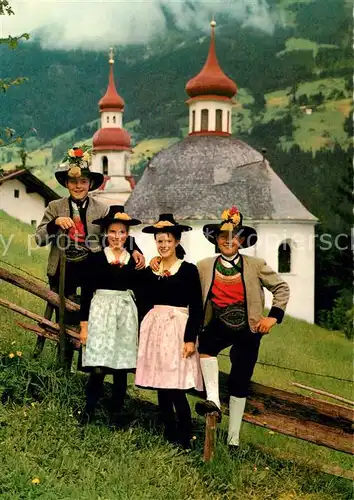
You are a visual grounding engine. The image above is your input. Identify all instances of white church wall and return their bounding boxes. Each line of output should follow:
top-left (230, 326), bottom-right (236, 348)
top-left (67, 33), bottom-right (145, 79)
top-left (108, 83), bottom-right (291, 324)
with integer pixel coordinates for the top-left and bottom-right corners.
top-left (0, 179), bottom-right (46, 226)
top-left (130, 219), bottom-right (315, 323)
top-left (189, 100), bottom-right (232, 134)
top-left (100, 111), bottom-right (123, 128)
top-left (254, 222), bottom-right (315, 323)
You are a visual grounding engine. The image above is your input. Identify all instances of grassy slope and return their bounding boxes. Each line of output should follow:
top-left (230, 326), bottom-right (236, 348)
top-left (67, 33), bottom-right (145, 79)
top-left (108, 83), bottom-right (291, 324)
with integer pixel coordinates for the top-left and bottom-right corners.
top-left (0, 211), bottom-right (352, 498)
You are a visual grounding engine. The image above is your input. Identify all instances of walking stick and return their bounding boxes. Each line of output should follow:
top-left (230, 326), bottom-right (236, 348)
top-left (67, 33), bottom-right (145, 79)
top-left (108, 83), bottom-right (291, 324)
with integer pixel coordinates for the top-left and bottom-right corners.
top-left (33, 302), bottom-right (53, 358)
top-left (203, 412), bottom-right (218, 462)
top-left (58, 238), bottom-right (67, 368)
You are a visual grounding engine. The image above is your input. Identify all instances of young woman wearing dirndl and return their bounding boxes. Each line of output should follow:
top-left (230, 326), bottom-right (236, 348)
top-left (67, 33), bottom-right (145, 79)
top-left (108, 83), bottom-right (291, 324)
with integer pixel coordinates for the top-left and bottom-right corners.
top-left (135, 214), bottom-right (203, 449)
top-left (79, 205), bottom-right (141, 426)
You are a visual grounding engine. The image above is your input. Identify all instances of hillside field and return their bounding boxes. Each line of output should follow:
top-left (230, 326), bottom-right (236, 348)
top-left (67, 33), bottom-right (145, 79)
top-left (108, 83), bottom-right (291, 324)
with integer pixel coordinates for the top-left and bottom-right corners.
top-left (0, 211), bottom-right (352, 499)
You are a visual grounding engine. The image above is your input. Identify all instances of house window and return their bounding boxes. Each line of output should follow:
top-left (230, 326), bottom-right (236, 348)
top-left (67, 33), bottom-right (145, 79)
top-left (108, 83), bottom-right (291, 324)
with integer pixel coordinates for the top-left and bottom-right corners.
top-left (113, 116), bottom-right (116, 124)
top-left (215, 109), bottom-right (222, 131)
top-left (278, 241), bottom-right (292, 273)
top-left (201, 109), bottom-right (209, 130)
top-left (192, 110), bottom-right (196, 132)
top-left (102, 156), bottom-right (109, 175)
top-left (31, 220), bottom-right (37, 227)
top-left (14, 189), bottom-right (19, 198)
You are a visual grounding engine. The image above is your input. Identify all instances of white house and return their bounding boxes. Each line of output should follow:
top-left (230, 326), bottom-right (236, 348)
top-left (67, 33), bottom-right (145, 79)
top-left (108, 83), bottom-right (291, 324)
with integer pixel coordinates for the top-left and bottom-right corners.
top-left (0, 168), bottom-right (59, 227)
top-left (126, 21), bottom-right (317, 323)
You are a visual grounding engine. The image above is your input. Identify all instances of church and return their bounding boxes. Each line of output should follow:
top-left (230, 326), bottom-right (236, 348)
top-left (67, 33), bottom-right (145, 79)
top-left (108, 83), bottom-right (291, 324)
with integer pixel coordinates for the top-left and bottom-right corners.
top-left (90, 22), bottom-right (317, 324)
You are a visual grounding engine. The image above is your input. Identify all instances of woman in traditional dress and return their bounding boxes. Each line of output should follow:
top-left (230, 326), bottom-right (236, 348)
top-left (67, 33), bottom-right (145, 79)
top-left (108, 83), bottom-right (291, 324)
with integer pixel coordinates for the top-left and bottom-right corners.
top-left (135, 214), bottom-right (203, 449)
top-left (79, 205), bottom-right (141, 426)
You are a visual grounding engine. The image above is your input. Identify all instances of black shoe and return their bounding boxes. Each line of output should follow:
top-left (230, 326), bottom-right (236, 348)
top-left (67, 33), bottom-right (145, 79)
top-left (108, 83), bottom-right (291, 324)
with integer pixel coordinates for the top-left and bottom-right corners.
top-left (76, 410), bottom-right (93, 426)
top-left (195, 400), bottom-right (222, 423)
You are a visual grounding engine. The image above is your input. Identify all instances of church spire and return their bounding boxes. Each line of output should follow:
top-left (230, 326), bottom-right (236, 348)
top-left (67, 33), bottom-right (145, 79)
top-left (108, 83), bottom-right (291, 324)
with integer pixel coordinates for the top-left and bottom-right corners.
top-left (98, 48), bottom-right (125, 112)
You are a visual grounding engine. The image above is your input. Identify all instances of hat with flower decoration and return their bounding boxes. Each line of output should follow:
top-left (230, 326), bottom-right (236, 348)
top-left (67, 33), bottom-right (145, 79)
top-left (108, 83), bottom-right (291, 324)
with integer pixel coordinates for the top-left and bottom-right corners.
top-left (203, 206), bottom-right (257, 248)
top-left (142, 213), bottom-right (192, 234)
top-left (92, 205), bottom-right (141, 228)
top-left (55, 145), bottom-right (104, 191)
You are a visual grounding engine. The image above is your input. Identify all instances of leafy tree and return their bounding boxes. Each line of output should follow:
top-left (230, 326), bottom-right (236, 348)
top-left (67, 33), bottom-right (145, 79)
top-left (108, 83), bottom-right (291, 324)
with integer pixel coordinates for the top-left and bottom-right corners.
top-left (0, 0), bottom-right (30, 150)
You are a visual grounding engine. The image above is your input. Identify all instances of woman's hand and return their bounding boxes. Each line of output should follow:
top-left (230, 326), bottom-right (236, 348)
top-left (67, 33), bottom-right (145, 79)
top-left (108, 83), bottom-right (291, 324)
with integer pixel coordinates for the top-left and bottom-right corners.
top-left (80, 322), bottom-right (88, 346)
top-left (255, 316), bottom-right (277, 334)
top-left (183, 342), bottom-right (195, 358)
top-left (132, 250), bottom-right (145, 270)
top-left (150, 256), bottom-right (161, 272)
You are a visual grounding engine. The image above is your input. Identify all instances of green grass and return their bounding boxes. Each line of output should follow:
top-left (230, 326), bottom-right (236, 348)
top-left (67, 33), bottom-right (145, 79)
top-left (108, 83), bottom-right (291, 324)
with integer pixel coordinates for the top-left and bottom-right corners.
top-left (0, 211), bottom-right (353, 498)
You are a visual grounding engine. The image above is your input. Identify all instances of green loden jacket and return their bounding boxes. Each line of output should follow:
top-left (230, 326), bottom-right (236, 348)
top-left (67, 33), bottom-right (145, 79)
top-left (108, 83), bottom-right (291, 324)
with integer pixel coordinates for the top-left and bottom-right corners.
top-left (197, 254), bottom-right (290, 332)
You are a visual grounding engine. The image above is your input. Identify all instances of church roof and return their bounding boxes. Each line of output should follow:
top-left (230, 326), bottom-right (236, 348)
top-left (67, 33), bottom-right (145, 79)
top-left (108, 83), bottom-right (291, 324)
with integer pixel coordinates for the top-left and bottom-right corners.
top-left (185, 21), bottom-right (237, 99)
top-left (125, 136), bottom-right (317, 223)
top-left (99, 59), bottom-right (125, 112)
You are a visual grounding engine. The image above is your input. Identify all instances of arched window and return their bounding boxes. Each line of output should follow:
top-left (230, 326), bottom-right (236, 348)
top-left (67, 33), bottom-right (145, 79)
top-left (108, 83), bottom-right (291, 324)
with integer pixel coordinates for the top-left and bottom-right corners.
top-left (113, 116), bottom-right (116, 124)
top-left (106, 116), bottom-right (110, 123)
top-left (192, 110), bottom-right (196, 132)
top-left (278, 241), bottom-right (292, 273)
top-left (215, 109), bottom-right (222, 131)
top-left (102, 156), bottom-right (108, 175)
top-left (201, 109), bottom-right (209, 130)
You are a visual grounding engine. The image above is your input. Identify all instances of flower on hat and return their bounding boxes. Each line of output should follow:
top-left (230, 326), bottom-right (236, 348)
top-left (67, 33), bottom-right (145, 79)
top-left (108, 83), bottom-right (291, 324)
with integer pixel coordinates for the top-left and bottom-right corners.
top-left (221, 206), bottom-right (241, 226)
top-left (154, 220), bottom-right (175, 229)
top-left (219, 222), bottom-right (234, 232)
top-left (114, 212), bottom-right (131, 220)
top-left (62, 144), bottom-right (91, 166)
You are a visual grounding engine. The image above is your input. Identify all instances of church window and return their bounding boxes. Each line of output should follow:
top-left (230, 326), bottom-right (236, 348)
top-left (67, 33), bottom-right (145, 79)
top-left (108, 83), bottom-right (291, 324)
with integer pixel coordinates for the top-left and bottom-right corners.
top-left (215, 109), bottom-right (222, 131)
top-left (201, 109), bottom-right (209, 130)
top-left (278, 241), bottom-right (292, 273)
top-left (192, 110), bottom-right (196, 132)
top-left (106, 116), bottom-right (110, 123)
top-left (227, 111), bottom-right (230, 132)
top-left (102, 156), bottom-right (109, 175)
top-left (113, 116), bottom-right (116, 124)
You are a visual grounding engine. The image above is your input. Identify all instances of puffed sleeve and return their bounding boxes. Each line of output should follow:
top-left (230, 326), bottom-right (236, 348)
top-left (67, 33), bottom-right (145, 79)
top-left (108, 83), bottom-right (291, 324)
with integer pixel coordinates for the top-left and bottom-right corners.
top-left (183, 263), bottom-right (204, 343)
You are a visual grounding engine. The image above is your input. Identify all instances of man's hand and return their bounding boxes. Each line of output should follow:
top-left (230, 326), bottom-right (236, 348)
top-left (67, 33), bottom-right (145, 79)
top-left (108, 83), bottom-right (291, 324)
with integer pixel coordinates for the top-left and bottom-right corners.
top-left (150, 256), bottom-right (161, 272)
top-left (55, 217), bottom-right (75, 230)
top-left (80, 322), bottom-right (88, 346)
top-left (183, 342), bottom-right (195, 358)
top-left (132, 250), bottom-right (145, 270)
top-left (255, 316), bottom-right (277, 334)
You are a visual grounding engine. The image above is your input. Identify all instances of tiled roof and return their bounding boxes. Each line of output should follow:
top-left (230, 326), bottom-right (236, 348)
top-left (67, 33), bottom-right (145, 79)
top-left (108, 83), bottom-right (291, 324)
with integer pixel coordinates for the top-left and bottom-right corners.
top-left (126, 136), bottom-right (317, 223)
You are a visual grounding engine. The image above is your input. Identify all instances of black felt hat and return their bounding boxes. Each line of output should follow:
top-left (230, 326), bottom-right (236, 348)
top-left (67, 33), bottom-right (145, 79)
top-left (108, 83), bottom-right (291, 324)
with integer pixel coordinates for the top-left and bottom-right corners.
top-left (203, 206), bottom-right (257, 249)
top-left (55, 162), bottom-right (104, 192)
top-left (142, 213), bottom-right (192, 234)
top-left (92, 205), bottom-right (141, 228)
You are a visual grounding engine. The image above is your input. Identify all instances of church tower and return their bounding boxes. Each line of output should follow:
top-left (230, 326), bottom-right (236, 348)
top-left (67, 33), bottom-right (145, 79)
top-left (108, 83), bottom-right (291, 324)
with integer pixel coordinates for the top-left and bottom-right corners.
top-left (91, 48), bottom-right (135, 205)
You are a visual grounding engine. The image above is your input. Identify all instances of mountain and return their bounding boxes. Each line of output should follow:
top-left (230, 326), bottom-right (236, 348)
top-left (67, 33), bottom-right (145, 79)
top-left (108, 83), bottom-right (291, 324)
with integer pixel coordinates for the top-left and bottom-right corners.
top-left (0, 0), bottom-right (351, 143)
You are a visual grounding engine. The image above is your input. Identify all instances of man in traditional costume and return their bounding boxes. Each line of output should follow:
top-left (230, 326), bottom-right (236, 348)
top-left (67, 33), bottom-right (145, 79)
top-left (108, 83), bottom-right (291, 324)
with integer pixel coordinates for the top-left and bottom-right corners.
top-left (195, 206), bottom-right (290, 451)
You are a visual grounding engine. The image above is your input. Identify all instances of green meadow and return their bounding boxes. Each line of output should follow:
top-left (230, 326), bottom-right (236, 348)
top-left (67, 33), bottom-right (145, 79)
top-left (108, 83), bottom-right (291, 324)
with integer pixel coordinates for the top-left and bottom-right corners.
top-left (0, 211), bottom-right (352, 499)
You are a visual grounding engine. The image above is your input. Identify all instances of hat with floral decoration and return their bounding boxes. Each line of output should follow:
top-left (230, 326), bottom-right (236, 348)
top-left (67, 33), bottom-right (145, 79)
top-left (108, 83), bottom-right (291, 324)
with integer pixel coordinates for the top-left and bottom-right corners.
top-left (142, 213), bottom-right (192, 234)
top-left (55, 145), bottom-right (104, 191)
top-left (203, 206), bottom-right (257, 248)
top-left (92, 205), bottom-right (141, 228)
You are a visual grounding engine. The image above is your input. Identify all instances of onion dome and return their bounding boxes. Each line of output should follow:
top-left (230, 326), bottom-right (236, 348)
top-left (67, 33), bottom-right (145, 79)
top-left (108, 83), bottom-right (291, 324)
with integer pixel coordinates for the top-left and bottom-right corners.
top-left (93, 128), bottom-right (131, 151)
top-left (186, 21), bottom-right (237, 99)
top-left (99, 51), bottom-right (125, 112)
